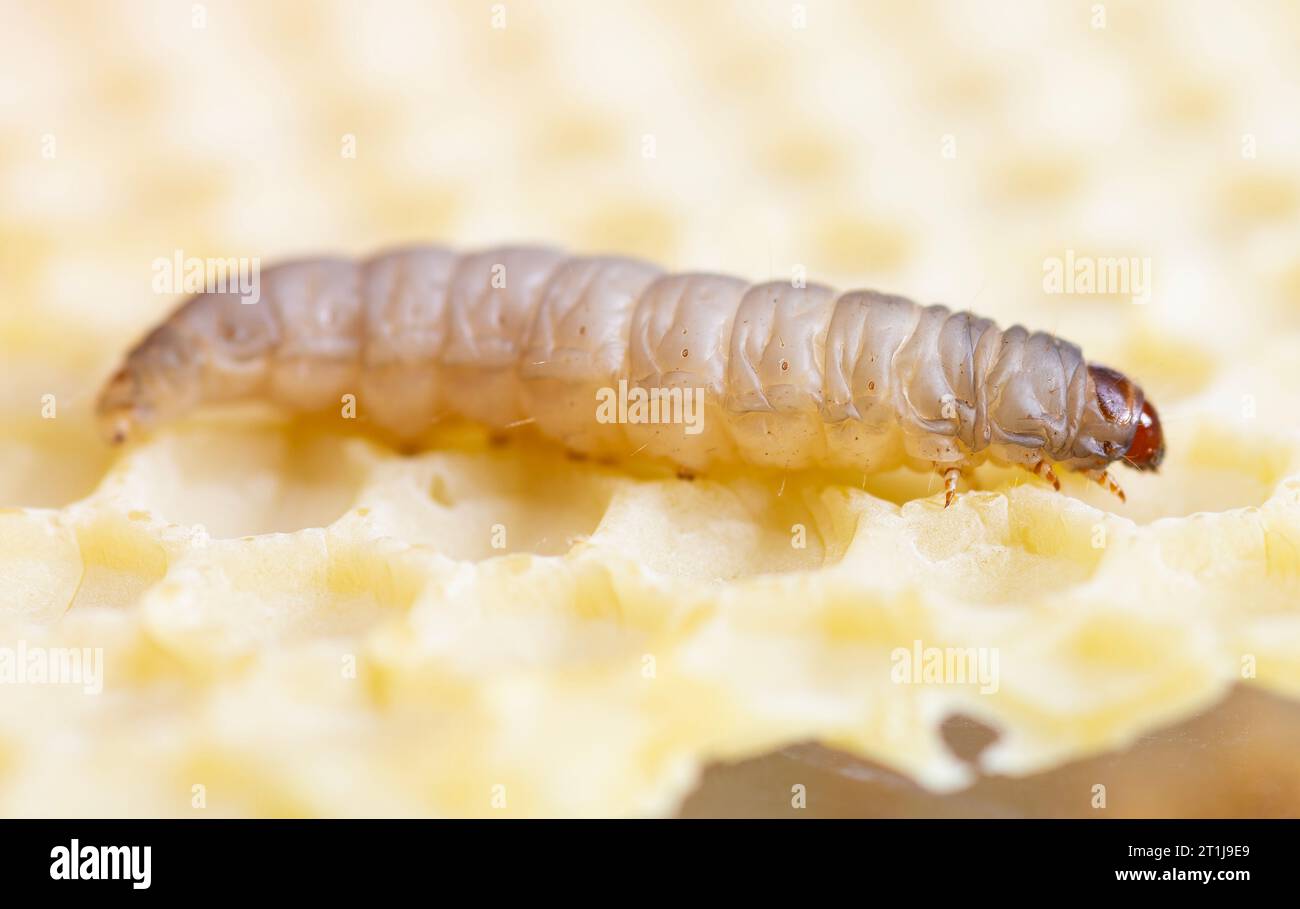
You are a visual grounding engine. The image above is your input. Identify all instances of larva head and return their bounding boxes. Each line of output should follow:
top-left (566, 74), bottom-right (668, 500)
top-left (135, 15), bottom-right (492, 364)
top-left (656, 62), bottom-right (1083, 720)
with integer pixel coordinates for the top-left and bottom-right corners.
top-left (1086, 364), bottom-right (1164, 472)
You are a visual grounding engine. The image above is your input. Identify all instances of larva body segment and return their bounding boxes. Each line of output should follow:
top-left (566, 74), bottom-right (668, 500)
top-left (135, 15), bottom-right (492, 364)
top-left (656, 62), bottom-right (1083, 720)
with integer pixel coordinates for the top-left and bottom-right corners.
top-left (98, 244), bottom-right (1165, 496)
top-left (820, 292), bottom-right (918, 473)
top-left (519, 255), bottom-right (664, 456)
top-left (441, 246), bottom-right (566, 428)
top-left (360, 246), bottom-right (459, 431)
top-left (263, 259), bottom-right (364, 412)
top-left (726, 281), bottom-right (838, 470)
top-left (626, 273), bottom-right (748, 470)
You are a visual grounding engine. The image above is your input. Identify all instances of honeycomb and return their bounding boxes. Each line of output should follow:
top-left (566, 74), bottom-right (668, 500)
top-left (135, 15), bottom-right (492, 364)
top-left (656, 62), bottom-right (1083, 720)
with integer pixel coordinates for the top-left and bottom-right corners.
top-left (2, 0), bottom-right (1299, 816)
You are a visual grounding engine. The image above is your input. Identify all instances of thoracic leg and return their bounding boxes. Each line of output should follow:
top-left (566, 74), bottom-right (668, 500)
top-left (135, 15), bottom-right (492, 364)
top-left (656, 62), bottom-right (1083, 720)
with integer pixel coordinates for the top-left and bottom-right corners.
top-left (941, 466), bottom-right (962, 508)
top-left (1082, 468), bottom-right (1126, 503)
top-left (1031, 459), bottom-right (1061, 492)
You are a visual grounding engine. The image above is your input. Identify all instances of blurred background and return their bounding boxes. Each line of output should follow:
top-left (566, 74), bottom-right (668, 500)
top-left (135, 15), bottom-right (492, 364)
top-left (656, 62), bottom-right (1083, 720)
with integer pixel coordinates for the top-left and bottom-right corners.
top-left (4, 1), bottom-right (1300, 514)
top-left (2, 0), bottom-right (1300, 817)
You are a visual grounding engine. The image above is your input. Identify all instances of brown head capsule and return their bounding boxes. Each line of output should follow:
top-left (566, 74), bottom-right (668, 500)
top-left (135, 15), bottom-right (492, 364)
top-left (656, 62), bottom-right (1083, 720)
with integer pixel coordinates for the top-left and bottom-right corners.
top-left (1124, 399), bottom-right (1165, 471)
top-left (1087, 364), bottom-right (1164, 472)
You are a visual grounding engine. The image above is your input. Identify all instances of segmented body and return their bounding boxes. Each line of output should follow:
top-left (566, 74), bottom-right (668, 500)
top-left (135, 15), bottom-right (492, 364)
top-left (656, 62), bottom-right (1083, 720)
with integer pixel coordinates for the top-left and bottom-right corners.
top-left (98, 245), bottom-right (1153, 482)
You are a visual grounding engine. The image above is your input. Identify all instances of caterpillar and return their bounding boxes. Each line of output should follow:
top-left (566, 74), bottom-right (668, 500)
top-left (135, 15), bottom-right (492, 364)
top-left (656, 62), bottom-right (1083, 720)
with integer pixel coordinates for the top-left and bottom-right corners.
top-left (97, 245), bottom-right (1164, 505)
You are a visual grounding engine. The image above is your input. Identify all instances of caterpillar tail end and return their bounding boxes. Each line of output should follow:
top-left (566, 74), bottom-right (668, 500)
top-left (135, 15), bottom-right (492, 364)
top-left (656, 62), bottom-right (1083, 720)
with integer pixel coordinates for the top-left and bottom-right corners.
top-left (96, 366), bottom-right (143, 445)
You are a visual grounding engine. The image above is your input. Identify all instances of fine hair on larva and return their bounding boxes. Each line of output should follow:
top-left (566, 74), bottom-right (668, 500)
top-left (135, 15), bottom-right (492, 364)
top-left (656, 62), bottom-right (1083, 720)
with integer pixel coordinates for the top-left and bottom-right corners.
top-left (97, 245), bottom-right (1165, 505)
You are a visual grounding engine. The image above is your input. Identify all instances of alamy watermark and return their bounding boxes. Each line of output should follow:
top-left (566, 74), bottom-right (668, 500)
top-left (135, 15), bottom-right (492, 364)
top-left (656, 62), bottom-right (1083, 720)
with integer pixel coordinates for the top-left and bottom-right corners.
top-left (1042, 250), bottom-right (1151, 305)
top-left (595, 379), bottom-right (705, 435)
top-left (50, 839), bottom-right (150, 889)
top-left (0, 640), bottom-right (103, 694)
top-left (891, 640), bottom-right (999, 694)
top-left (152, 249), bottom-right (261, 304)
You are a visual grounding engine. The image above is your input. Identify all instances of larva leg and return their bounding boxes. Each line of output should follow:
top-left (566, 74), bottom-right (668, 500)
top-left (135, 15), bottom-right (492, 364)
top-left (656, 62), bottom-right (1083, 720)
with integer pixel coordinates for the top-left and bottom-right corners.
top-left (1031, 458), bottom-right (1061, 492)
top-left (1081, 468), bottom-right (1127, 503)
top-left (941, 466), bottom-right (962, 508)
